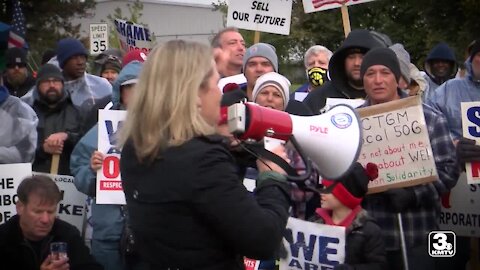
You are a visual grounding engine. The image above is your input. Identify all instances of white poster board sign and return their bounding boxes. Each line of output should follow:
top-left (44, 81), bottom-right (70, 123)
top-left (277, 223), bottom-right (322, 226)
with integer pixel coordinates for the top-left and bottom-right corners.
top-left (97, 109), bottom-right (127, 204)
top-left (34, 172), bottom-right (87, 233)
top-left (461, 102), bottom-right (480, 184)
top-left (280, 217), bottom-right (345, 270)
top-left (114, 19), bottom-right (153, 53)
top-left (0, 163), bottom-right (32, 224)
top-left (356, 96), bottom-right (438, 193)
top-left (89, 23), bottom-right (109, 55)
top-left (440, 173), bottom-right (480, 237)
top-left (303, 0), bottom-right (376, 13)
top-left (227, 0), bottom-right (293, 35)
top-left (326, 98), bottom-right (365, 109)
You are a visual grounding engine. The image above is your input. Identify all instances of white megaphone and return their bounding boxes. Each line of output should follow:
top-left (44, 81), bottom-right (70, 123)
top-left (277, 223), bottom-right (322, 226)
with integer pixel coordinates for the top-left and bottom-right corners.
top-left (227, 102), bottom-right (362, 180)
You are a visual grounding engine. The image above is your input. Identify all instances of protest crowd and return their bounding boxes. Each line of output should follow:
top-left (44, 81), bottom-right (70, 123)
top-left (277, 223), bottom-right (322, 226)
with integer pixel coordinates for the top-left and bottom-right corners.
top-left (1, 1), bottom-right (479, 270)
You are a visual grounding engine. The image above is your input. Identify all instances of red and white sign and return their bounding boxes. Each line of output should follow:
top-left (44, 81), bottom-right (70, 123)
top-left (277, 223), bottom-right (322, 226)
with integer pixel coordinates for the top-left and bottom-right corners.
top-left (96, 110), bottom-right (127, 204)
top-left (303, 0), bottom-right (376, 13)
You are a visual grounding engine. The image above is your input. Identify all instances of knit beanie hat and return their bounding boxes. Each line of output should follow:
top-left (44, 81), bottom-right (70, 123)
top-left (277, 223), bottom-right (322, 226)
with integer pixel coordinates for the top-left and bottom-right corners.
top-left (56, 38), bottom-right (88, 68)
top-left (36, 64), bottom-right (64, 88)
top-left (360, 47), bottom-right (402, 82)
top-left (123, 49), bottom-right (148, 67)
top-left (5, 47), bottom-right (27, 67)
top-left (243, 43), bottom-right (278, 72)
top-left (470, 40), bottom-right (480, 59)
top-left (389, 44), bottom-right (411, 84)
top-left (252, 72), bottom-right (291, 110)
top-left (322, 162), bottom-right (378, 209)
top-left (219, 83), bottom-right (247, 125)
top-left (101, 58), bottom-right (122, 73)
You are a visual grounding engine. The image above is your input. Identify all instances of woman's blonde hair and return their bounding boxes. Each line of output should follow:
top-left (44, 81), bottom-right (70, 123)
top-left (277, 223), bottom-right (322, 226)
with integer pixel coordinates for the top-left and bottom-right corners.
top-left (119, 40), bottom-right (216, 162)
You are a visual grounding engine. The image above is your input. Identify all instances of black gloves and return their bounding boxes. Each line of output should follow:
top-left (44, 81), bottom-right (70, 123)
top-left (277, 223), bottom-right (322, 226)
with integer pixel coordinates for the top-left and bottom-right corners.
top-left (457, 137), bottom-right (480, 164)
top-left (385, 188), bottom-right (417, 213)
top-left (334, 264), bottom-right (354, 270)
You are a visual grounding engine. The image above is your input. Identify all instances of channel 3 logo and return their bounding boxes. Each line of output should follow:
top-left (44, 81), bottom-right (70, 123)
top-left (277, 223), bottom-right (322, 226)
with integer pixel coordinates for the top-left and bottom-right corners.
top-left (428, 231), bottom-right (456, 257)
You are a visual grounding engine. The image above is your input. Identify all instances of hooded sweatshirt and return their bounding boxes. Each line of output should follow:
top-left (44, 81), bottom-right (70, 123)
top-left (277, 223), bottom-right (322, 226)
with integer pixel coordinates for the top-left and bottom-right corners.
top-left (303, 29), bottom-right (383, 114)
top-left (427, 56), bottom-right (480, 139)
top-left (70, 61), bottom-right (142, 241)
top-left (422, 42), bottom-right (457, 99)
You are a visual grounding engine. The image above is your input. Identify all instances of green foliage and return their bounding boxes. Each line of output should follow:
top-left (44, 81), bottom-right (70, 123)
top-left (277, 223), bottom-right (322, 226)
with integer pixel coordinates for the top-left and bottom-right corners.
top-left (0, 0), bottom-right (96, 70)
top-left (214, 0), bottom-right (479, 79)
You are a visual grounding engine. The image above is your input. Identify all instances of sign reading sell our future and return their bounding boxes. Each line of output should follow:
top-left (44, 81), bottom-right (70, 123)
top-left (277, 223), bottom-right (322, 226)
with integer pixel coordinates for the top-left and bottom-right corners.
top-left (302, 0), bottom-right (376, 13)
top-left (97, 109), bottom-right (127, 205)
top-left (280, 217), bottom-right (345, 270)
top-left (114, 19), bottom-right (153, 53)
top-left (461, 102), bottom-right (480, 184)
top-left (227, 0), bottom-right (293, 35)
top-left (356, 96), bottom-right (437, 193)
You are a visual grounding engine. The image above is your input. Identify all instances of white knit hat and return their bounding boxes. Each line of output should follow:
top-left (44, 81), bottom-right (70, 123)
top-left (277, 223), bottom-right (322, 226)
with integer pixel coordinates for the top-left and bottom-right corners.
top-left (252, 72), bottom-right (291, 109)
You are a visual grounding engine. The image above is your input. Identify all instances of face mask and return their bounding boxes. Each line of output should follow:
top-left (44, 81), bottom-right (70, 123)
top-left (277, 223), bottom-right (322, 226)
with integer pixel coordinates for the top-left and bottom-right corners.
top-left (307, 67), bottom-right (329, 87)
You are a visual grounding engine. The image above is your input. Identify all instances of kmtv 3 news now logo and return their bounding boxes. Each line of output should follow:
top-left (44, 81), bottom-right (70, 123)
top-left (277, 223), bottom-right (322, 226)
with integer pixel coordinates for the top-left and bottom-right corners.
top-left (428, 231), bottom-right (456, 257)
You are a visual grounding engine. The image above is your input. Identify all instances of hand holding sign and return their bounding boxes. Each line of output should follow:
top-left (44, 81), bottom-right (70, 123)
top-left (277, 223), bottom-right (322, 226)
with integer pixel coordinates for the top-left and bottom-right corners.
top-left (90, 150), bottom-right (105, 171)
top-left (456, 137), bottom-right (480, 163)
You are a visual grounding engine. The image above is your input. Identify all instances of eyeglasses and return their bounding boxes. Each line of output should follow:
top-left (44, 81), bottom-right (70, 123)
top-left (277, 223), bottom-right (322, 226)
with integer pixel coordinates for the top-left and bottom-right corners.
top-left (7, 63), bottom-right (27, 69)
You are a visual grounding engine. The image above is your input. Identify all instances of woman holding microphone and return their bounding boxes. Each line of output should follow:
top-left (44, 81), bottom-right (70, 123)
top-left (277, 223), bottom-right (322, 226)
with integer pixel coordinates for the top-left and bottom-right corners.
top-left (119, 40), bottom-right (291, 270)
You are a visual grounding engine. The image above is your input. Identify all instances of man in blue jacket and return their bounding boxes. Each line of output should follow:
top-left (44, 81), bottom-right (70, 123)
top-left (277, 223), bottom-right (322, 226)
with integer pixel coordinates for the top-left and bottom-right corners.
top-left (70, 61), bottom-right (143, 270)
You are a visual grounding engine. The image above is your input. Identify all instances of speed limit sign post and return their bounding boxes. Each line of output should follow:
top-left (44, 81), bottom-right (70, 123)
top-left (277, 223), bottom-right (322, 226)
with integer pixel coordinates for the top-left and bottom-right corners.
top-left (89, 23), bottom-right (109, 55)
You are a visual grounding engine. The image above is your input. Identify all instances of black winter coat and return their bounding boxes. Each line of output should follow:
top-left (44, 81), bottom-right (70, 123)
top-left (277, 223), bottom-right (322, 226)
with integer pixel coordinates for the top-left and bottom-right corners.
top-left (313, 209), bottom-right (387, 270)
top-left (120, 135), bottom-right (291, 270)
top-left (32, 93), bottom-right (81, 175)
top-left (0, 215), bottom-right (103, 270)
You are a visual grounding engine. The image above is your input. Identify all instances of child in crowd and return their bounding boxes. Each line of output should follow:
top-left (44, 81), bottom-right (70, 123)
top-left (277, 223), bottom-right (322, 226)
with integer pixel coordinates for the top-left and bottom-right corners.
top-left (312, 162), bottom-right (387, 270)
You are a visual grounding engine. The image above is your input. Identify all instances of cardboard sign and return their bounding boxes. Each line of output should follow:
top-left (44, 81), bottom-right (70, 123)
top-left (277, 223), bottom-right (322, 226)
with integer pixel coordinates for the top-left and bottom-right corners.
top-left (461, 102), bottom-right (480, 184)
top-left (89, 23), bottom-right (109, 55)
top-left (0, 163), bottom-right (32, 224)
top-left (227, 0), bottom-right (293, 35)
top-left (280, 217), bottom-right (345, 270)
top-left (440, 173), bottom-right (480, 237)
top-left (356, 96), bottom-right (437, 193)
top-left (97, 109), bottom-right (127, 204)
top-left (34, 172), bottom-right (87, 233)
top-left (114, 19), bottom-right (153, 53)
top-left (303, 0), bottom-right (376, 13)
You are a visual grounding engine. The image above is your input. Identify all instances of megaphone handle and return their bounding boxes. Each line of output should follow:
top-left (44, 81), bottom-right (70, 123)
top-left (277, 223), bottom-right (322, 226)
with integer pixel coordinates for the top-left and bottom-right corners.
top-left (244, 143), bottom-right (298, 177)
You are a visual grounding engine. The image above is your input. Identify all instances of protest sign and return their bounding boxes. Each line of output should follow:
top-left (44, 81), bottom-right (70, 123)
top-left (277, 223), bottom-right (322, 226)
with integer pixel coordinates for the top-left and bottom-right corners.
top-left (227, 0), bottom-right (293, 35)
top-left (302, 0), bottom-right (376, 13)
top-left (244, 258), bottom-right (260, 270)
top-left (461, 102), bottom-right (480, 184)
top-left (34, 172), bottom-right (87, 233)
top-left (356, 96), bottom-right (437, 193)
top-left (89, 23), bottom-right (109, 55)
top-left (97, 109), bottom-right (127, 204)
top-left (0, 163), bottom-right (31, 224)
top-left (440, 173), bottom-right (480, 237)
top-left (326, 97), bottom-right (365, 109)
top-left (114, 19), bottom-right (153, 53)
top-left (280, 217), bottom-right (345, 270)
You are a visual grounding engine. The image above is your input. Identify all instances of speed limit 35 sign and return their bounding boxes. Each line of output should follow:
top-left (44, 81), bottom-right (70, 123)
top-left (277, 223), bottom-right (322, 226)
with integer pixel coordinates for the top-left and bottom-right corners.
top-left (90, 23), bottom-right (109, 55)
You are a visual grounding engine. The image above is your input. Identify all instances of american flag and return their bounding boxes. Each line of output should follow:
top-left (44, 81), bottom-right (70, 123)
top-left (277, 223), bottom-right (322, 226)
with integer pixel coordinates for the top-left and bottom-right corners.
top-left (8, 0), bottom-right (26, 48)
